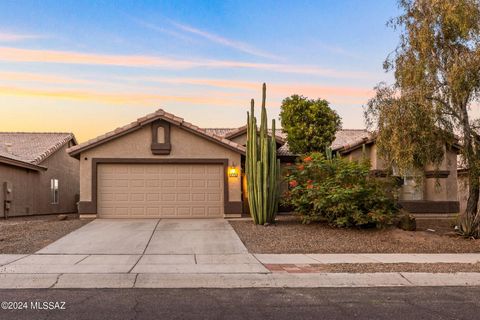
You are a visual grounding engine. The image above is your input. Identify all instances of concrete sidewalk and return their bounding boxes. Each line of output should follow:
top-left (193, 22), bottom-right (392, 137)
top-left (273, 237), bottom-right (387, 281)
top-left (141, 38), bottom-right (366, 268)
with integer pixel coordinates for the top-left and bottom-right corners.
top-left (0, 253), bottom-right (268, 274)
top-left (1, 252), bottom-right (480, 288)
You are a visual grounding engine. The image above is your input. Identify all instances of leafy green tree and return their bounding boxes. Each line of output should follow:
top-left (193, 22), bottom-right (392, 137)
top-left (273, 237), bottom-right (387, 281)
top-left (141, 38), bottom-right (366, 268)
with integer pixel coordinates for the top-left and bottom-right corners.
top-left (280, 95), bottom-right (341, 154)
top-left (365, 0), bottom-right (480, 237)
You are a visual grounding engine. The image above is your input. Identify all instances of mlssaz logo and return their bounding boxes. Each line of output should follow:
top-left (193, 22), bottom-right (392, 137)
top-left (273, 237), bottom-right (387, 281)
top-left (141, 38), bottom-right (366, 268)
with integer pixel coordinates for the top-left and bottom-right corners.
top-left (30, 301), bottom-right (66, 310)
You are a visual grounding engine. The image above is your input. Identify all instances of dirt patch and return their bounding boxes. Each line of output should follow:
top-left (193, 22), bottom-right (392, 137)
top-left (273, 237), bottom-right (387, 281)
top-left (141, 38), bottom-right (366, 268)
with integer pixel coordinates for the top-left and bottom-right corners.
top-left (0, 214), bottom-right (92, 254)
top-left (229, 215), bottom-right (480, 253)
top-left (265, 263), bottom-right (480, 273)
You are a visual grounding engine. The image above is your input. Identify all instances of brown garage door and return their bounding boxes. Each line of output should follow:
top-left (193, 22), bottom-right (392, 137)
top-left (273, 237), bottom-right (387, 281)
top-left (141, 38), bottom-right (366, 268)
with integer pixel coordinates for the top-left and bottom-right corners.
top-left (97, 163), bottom-right (224, 218)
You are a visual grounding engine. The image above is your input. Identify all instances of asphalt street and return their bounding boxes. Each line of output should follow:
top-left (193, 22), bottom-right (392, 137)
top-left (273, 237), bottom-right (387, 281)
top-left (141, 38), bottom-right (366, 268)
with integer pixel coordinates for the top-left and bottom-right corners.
top-left (0, 287), bottom-right (479, 320)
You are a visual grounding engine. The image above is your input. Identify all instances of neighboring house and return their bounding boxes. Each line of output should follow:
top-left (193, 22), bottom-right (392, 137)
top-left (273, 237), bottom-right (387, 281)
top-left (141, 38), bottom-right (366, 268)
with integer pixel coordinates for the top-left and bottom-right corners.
top-left (68, 109), bottom-right (460, 219)
top-left (0, 133), bottom-right (79, 218)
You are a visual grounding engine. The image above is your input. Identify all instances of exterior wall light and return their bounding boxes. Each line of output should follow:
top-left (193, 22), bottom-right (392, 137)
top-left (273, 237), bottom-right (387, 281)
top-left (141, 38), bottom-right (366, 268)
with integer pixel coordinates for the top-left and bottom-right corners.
top-left (228, 164), bottom-right (239, 177)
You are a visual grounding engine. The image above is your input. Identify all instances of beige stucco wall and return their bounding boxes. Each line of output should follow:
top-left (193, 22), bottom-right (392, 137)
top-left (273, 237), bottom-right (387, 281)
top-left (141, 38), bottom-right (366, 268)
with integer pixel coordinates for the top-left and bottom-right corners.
top-left (0, 143), bottom-right (79, 217)
top-left (231, 134), bottom-right (247, 146)
top-left (37, 143), bottom-right (80, 214)
top-left (0, 164), bottom-right (36, 217)
top-left (423, 148), bottom-right (458, 202)
top-left (344, 144), bottom-right (458, 202)
top-left (78, 124), bottom-right (242, 208)
top-left (344, 145), bottom-right (374, 164)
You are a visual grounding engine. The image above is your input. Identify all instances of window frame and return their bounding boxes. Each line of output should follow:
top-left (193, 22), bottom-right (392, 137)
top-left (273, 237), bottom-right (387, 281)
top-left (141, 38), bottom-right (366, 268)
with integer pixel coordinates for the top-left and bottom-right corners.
top-left (51, 178), bottom-right (59, 204)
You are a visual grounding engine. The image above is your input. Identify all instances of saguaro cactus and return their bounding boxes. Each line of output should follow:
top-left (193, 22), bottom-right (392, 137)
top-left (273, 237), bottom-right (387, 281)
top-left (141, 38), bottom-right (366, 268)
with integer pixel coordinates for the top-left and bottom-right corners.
top-left (246, 83), bottom-right (280, 225)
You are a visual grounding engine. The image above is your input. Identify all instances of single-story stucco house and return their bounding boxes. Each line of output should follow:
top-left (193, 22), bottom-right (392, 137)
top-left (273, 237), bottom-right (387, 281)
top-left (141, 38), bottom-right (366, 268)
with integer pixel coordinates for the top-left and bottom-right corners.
top-left (68, 109), bottom-right (460, 219)
top-left (0, 133), bottom-right (79, 218)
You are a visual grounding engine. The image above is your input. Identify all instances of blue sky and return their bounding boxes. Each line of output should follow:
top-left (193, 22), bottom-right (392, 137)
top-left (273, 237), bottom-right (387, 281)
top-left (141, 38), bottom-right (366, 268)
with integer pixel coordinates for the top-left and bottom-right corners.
top-left (0, 0), bottom-right (399, 142)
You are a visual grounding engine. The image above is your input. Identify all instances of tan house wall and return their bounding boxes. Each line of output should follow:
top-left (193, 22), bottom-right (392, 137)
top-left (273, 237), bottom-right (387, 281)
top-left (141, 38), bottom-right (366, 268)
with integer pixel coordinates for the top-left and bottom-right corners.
top-left (0, 143), bottom-right (79, 217)
top-left (342, 143), bottom-right (458, 205)
top-left (423, 148), bottom-right (458, 202)
top-left (0, 164), bottom-right (36, 217)
top-left (36, 143), bottom-right (80, 215)
top-left (231, 134), bottom-right (247, 146)
top-left (344, 145), bottom-right (373, 163)
top-left (78, 124), bottom-right (242, 210)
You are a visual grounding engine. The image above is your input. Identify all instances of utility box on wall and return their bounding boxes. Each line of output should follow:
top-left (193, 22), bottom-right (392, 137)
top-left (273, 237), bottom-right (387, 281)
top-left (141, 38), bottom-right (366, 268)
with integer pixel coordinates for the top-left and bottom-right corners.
top-left (3, 181), bottom-right (12, 218)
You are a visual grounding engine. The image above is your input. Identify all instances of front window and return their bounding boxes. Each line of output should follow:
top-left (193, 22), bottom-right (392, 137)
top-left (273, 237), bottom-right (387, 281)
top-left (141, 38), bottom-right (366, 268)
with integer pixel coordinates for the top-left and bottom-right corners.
top-left (51, 179), bottom-right (59, 204)
top-left (399, 172), bottom-right (423, 200)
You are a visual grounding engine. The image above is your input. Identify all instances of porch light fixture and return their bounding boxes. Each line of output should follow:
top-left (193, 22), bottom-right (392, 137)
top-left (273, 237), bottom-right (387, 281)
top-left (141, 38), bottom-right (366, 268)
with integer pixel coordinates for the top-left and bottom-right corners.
top-left (228, 163), bottom-right (239, 177)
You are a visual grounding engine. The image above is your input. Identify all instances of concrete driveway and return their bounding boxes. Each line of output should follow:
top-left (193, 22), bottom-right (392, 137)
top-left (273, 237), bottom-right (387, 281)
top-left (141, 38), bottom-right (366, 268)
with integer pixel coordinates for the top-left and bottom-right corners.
top-left (37, 219), bottom-right (248, 255)
top-left (0, 219), bottom-right (267, 275)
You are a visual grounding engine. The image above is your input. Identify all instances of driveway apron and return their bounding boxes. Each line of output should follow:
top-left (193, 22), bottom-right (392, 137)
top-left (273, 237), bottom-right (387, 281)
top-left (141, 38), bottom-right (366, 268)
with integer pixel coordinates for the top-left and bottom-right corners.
top-left (4, 218), bottom-right (268, 275)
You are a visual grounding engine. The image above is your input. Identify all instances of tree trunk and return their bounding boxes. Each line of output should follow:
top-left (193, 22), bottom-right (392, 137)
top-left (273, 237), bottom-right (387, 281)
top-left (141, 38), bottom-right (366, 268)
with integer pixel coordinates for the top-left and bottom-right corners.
top-left (466, 171), bottom-right (479, 218)
top-left (460, 103), bottom-right (479, 217)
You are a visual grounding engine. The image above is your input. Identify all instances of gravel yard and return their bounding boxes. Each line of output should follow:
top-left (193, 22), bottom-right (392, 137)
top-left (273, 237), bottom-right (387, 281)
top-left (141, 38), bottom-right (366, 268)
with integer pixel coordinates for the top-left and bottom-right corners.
top-left (265, 262), bottom-right (480, 273)
top-left (0, 214), bottom-right (91, 254)
top-left (230, 215), bottom-right (480, 254)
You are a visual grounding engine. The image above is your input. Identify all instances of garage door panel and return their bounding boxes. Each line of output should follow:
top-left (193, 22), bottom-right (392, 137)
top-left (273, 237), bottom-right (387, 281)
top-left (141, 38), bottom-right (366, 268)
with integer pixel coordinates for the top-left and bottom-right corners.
top-left (177, 193), bottom-right (191, 201)
top-left (146, 193), bottom-right (160, 201)
top-left (97, 163), bottom-right (224, 218)
top-left (131, 207), bottom-right (145, 215)
top-left (131, 193), bottom-right (145, 201)
top-left (145, 179), bottom-right (159, 187)
top-left (146, 207), bottom-right (160, 215)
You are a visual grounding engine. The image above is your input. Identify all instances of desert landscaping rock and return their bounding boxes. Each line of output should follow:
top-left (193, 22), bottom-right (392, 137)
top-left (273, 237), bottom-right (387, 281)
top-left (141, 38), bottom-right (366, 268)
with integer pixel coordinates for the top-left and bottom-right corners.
top-left (264, 263), bottom-right (480, 273)
top-left (230, 215), bottom-right (480, 253)
top-left (0, 214), bottom-right (91, 254)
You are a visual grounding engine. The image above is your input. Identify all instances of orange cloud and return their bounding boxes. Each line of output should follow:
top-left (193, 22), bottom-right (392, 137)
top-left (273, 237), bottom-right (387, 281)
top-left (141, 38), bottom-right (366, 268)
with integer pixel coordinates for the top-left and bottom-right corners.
top-left (0, 47), bottom-right (371, 79)
top-left (0, 86), bottom-right (243, 106)
top-left (1, 70), bottom-right (373, 105)
top-left (269, 84), bottom-right (373, 99)
top-left (116, 76), bottom-right (373, 101)
top-left (0, 71), bottom-right (93, 84)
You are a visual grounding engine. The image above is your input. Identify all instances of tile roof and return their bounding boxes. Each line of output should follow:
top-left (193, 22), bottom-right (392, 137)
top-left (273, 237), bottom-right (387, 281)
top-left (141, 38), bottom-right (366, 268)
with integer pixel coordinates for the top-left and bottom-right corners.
top-left (0, 132), bottom-right (76, 169)
top-left (205, 127), bottom-right (371, 156)
top-left (68, 109), bottom-right (246, 156)
top-left (206, 127), bottom-right (286, 144)
top-left (331, 129), bottom-right (372, 151)
top-left (205, 128), bottom-right (238, 137)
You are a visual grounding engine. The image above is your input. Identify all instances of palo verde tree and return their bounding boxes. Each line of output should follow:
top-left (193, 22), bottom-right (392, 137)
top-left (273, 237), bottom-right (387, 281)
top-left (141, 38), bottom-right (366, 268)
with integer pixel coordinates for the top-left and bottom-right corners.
top-left (365, 0), bottom-right (480, 237)
top-left (280, 95), bottom-right (341, 154)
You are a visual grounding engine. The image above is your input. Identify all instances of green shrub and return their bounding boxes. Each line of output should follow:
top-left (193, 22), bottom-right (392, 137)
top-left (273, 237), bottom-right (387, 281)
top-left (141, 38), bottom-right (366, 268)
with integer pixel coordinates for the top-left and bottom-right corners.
top-left (279, 95), bottom-right (341, 154)
top-left (283, 152), bottom-right (397, 228)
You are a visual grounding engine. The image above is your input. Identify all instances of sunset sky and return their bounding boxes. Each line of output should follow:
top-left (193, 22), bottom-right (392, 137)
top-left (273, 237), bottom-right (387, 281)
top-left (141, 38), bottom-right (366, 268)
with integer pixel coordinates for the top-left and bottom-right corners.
top-left (0, 0), bottom-right (399, 142)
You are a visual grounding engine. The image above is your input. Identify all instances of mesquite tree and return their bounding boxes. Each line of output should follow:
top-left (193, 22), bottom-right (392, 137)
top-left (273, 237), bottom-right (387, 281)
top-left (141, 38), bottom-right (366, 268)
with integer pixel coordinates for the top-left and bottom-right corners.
top-left (246, 83), bottom-right (280, 225)
top-left (365, 0), bottom-right (480, 237)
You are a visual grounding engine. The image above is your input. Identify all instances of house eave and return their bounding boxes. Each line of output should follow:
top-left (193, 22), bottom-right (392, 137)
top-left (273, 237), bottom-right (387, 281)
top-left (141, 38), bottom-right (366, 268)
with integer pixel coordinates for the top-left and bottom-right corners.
top-left (67, 111), bottom-right (246, 158)
top-left (0, 156), bottom-right (47, 171)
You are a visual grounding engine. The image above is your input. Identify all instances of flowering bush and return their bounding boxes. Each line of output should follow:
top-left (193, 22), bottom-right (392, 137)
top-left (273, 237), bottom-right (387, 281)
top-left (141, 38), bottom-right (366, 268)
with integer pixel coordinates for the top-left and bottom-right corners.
top-left (283, 152), bottom-right (397, 228)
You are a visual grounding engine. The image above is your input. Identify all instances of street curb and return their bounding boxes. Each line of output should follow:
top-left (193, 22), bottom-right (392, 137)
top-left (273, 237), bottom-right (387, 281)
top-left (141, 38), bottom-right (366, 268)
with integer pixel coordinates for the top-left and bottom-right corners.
top-left (1, 272), bottom-right (480, 289)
